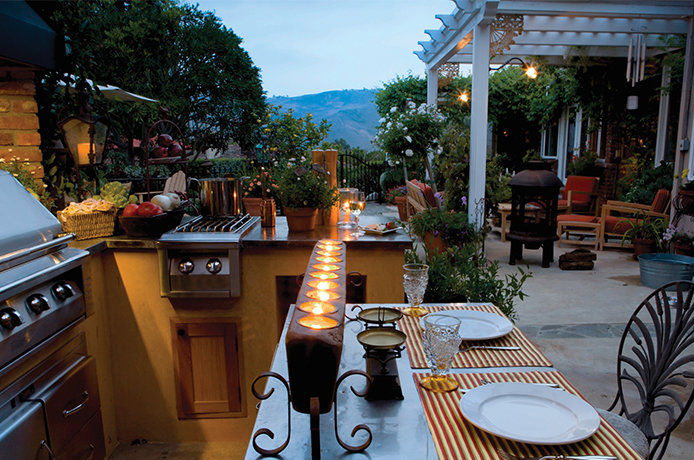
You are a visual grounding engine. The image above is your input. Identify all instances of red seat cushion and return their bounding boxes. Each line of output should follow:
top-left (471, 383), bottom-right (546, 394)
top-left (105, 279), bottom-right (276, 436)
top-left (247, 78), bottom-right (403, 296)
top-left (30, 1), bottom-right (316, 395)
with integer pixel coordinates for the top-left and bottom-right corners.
top-left (650, 189), bottom-right (670, 213)
top-left (558, 199), bottom-right (590, 212)
top-left (561, 176), bottom-right (597, 204)
top-left (604, 215), bottom-right (638, 234)
top-left (557, 214), bottom-right (598, 223)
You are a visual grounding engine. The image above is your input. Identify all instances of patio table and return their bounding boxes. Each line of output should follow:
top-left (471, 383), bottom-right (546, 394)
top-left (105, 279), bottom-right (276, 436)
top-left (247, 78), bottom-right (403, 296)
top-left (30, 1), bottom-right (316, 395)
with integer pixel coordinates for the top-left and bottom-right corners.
top-left (245, 303), bottom-right (643, 459)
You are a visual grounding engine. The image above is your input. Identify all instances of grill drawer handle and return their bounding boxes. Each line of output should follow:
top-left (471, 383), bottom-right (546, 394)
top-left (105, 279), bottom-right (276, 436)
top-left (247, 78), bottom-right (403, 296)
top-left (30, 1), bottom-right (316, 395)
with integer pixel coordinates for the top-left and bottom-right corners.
top-left (63, 390), bottom-right (89, 417)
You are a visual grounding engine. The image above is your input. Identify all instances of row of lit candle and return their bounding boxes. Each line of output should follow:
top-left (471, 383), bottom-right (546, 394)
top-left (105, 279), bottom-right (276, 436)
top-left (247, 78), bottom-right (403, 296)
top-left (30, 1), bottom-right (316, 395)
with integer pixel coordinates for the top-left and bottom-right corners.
top-left (297, 240), bottom-right (345, 330)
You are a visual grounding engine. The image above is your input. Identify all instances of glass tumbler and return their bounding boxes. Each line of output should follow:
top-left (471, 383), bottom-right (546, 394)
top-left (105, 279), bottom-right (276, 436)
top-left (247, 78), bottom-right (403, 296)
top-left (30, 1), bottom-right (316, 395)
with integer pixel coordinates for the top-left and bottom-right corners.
top-left (420, 313), bottom-right (461, 392)
top-left (402, 263), bottom-right (429, 317)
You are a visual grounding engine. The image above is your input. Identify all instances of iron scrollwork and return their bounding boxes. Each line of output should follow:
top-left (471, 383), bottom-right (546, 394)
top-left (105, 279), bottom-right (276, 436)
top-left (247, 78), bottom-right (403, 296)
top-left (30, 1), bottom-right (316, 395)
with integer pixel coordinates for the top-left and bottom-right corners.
top-left (608, 281), bottom-right (694, 460)
top-left (251, 371), bottom-right (292, 456)
top-left (333, 369), bottom-right (373, 452)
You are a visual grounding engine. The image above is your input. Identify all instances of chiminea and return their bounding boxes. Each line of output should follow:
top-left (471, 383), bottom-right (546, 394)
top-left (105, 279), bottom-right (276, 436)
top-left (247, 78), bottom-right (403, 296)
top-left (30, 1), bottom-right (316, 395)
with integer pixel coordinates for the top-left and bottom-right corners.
top-left (507, 163), bottom-right (562, 268)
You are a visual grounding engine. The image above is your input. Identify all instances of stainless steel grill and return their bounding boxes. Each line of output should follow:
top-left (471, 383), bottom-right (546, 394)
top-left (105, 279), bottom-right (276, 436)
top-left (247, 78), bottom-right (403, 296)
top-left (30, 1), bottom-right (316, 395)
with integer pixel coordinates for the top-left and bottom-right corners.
top-left (157, 214), bottom-right (260, 298)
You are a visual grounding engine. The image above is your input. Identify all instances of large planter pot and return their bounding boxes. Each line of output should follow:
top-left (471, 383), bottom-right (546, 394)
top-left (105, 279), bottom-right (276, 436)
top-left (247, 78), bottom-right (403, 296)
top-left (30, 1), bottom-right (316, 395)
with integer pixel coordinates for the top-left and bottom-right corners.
top-left (638, 253), bottom-right (694, 288)
top-left (284, 207), bottom-right (318, 232)
top-left (677, 189), bottom-right (694, 213)
top-left (632, 238), bottom-right (657, 260)
top-left (674, 241), bottom-right (694, 257)
top-left (243, 197), bottom-right (263, 216)
top-left (423, 232), bottom-right (447, 254)
top-left (394, 196), bottom-right (408, 221)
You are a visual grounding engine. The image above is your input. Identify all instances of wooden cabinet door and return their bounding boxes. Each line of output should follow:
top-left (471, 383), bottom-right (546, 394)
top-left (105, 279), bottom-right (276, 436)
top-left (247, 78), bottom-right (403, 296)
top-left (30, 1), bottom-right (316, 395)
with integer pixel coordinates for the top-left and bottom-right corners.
top-left (171, 318), bottom-right (243, 419)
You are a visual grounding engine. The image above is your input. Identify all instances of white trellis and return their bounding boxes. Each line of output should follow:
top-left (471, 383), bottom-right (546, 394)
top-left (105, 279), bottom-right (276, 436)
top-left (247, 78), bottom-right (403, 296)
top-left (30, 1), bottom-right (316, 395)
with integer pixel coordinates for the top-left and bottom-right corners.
top-left (416, 0), bottom-right (694, 228)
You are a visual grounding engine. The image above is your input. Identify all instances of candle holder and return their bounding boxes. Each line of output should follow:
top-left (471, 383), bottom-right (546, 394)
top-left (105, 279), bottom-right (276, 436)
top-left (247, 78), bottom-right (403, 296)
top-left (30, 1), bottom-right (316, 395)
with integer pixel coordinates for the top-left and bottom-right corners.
top-left (252, 241), bottom-right (372, 459)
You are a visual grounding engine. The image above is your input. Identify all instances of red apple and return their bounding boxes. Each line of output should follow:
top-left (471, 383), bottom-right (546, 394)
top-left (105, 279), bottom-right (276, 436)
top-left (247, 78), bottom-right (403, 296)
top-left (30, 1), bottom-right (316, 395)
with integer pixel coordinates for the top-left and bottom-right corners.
top-left (137, 201), bottom-right (163, 217)
top-left (152, 146), bottom-right (168, 158)
top-left (123, 203), bottom-right (139, 217)
top-left (168, 142), bottom-right (183, 157)
top-left (157, 134), bottom-right (173, 147)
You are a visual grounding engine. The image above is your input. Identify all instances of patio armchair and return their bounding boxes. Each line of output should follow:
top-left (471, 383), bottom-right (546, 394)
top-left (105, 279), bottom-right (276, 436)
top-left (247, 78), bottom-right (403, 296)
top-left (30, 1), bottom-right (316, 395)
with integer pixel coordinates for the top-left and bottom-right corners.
top-left (405, 180), bottom-right (438, 219)
top-left (599, 281), bottom-right (694, 460)
top-left (598, 188), bottom-right (670, 250)
top-left (558, 175), bottom-right (601, 215)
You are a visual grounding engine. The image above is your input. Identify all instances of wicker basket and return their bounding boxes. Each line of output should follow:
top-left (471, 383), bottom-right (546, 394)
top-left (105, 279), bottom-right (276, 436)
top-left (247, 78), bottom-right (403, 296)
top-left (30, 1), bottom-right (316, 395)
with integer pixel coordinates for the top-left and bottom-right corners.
top-left (57, 208), bottom-right (117, 240)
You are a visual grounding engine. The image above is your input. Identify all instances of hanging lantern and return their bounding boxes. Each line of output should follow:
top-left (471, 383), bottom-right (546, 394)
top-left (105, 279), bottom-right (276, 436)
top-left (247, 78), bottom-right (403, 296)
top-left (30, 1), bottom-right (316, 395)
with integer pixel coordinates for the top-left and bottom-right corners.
top-left (59, 112), bottom-right (108, 166)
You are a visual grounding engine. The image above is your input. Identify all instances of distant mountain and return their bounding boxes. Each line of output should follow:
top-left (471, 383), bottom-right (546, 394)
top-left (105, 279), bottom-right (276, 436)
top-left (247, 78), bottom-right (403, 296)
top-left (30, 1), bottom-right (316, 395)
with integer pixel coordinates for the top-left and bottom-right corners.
top-left (268, 89), bottom-right (379, 151)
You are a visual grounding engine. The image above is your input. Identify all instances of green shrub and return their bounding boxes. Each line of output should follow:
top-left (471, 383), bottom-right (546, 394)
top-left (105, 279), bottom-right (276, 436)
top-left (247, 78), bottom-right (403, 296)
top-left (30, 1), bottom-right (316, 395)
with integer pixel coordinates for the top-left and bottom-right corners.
top-left (566, 150), bottom-right (602, 177)
top-left (621, 161), bottom-right (673, 204)
top-left (188, 158), bottom-right (254, 179)
top-left (409, 208), bottom-right (481, 247)
top-left (276, 160), bottom-right (338, 209)
top-left (406, 245), bottom-right (531, 319)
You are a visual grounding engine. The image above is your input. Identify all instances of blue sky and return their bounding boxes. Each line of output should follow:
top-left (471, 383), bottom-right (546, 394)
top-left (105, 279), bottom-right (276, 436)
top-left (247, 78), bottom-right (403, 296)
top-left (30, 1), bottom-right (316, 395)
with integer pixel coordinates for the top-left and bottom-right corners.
top-left (194, 0), bottom-right (453, 97)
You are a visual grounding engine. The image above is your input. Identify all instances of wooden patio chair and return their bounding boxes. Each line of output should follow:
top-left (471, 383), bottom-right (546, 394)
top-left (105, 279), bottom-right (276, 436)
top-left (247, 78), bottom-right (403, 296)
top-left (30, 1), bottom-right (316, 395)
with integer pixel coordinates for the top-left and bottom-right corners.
top-left (559, 175), bottom-right (601, 215)
top-left (599, 281), bottom-right (694, 460)
top-left (598, 189), bottom-right (670, 250)
top-left (406, 180), bottom-right (431, 219)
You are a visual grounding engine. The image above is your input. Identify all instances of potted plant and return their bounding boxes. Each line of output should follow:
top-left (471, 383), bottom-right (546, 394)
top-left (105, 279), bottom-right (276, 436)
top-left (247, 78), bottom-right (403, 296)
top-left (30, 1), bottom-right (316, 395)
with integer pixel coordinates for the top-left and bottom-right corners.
top-left (621, 216), bottom-right (668, 259)
top-left (662, 225), bottom-right (694, 256)
top-left (243, 168), bottom-right (278, 218)
top-left (386, 185), bottom-right (408, 221)
top-left (276, 161), bottom-right (339, 232)
top-left (675, 168), bottom-right (694, 210)
top-left (408, 208), bottom-right (480, 254)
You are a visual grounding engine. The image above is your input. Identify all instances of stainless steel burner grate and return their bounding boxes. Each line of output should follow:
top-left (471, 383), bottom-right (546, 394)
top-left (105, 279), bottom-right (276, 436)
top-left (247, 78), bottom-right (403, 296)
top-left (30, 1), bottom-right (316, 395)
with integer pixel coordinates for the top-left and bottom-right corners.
top-left (173, 214), bottom-right (256, 233)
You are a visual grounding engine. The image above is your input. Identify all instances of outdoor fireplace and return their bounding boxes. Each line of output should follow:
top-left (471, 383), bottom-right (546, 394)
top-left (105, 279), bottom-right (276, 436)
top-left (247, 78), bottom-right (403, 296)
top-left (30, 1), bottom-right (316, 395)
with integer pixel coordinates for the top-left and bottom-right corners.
top-left (507, 164), bottom-right (563, 268)
top-left (251, 240), bottom-right (371, 459)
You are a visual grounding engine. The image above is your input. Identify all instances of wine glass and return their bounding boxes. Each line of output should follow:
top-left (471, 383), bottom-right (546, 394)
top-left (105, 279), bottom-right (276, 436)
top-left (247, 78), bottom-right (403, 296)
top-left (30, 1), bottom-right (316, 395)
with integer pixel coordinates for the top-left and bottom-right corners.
top-left (402, 263), bottom-right (428, 317)
top-left (420, 313), bottom-right (461, 392)
top-left (337, 188), bottom-right (356, 229)
top-left (349, 191), bottom-right (366, 237)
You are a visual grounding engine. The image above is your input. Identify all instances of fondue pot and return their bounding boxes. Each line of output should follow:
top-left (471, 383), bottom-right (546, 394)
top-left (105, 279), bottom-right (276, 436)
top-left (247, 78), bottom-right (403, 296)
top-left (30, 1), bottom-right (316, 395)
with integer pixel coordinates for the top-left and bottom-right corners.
top-left (189, 177), bottom-right (243, 216)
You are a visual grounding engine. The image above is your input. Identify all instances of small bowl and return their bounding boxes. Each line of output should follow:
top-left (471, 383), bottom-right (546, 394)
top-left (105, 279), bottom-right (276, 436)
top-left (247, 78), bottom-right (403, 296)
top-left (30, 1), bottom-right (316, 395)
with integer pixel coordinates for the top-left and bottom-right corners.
top-left (119, 209), bottom-right (185, 237)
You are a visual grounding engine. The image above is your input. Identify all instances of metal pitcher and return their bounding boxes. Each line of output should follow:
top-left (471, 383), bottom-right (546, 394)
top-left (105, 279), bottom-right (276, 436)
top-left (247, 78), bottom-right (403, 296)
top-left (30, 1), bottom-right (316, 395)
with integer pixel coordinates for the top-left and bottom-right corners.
top-left (189, 177), bottom-right (243, 216)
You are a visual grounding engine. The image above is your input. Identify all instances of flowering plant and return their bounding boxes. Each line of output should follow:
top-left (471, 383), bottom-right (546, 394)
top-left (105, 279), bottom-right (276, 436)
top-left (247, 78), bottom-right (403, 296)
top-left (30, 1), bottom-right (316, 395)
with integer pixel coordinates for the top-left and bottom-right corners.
top-left (244, 168), bottom-right (278, 199)
top-left (408, 207), bottom-right (481, 247)
top-left (675, 168), bottom-right (694, 191)
top-left (385, 185), bottom-right (407, 204)
top-left (374, 101), bottom-right (445, 162)
top-left (0, 155), bottom-right (54, 209)
top-left (276, 157), bottom-right (339, 210)
top-left (662, 224), bottom-right (694, 247)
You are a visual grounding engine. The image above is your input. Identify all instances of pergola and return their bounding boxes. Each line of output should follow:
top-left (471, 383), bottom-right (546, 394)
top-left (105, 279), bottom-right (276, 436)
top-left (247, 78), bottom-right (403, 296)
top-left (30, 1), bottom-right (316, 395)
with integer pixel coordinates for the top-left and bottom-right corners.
top-left (416, 0), bottom-right (694, 228)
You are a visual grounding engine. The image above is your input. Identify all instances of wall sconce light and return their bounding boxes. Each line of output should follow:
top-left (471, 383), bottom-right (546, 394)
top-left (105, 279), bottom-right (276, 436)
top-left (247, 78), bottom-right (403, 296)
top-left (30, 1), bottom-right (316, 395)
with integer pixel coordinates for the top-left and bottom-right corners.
top-left (458, 91), bottom-right (469, 103)
top-left (492, 57), bottom-right (538, 79)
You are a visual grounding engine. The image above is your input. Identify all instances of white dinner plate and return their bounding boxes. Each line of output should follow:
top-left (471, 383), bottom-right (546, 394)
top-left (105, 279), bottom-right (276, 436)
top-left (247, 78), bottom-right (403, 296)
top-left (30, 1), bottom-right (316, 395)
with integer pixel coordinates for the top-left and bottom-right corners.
top-left (420, 310), bottom-right (514, 340)
top-left (360, 225), bottom-right (401, 236)
top-left (459, 382), bottom-right (600, 445)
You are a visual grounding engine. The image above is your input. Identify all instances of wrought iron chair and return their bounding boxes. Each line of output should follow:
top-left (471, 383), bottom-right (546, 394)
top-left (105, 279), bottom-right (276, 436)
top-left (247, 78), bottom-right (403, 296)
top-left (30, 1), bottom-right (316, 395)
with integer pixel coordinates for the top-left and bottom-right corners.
top-left (603, 281), bottom-right (694, 459)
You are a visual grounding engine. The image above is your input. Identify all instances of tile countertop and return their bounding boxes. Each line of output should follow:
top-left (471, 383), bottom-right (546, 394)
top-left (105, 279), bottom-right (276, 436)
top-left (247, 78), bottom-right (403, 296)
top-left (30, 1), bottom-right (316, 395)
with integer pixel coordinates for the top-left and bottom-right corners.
top-left (69, 215), bottom-right (412, 253)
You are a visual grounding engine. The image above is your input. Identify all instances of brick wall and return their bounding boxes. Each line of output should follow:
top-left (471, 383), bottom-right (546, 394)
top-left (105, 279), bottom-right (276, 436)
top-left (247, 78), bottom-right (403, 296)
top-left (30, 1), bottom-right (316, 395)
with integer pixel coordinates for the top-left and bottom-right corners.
top-left (0, 70), bottom-right (43, 178)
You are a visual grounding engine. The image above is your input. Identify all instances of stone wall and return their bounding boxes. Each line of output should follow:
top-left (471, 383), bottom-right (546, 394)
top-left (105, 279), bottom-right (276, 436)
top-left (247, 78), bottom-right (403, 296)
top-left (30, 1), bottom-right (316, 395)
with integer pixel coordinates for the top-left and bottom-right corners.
top-left (0, 70), bottom-right (43, 178)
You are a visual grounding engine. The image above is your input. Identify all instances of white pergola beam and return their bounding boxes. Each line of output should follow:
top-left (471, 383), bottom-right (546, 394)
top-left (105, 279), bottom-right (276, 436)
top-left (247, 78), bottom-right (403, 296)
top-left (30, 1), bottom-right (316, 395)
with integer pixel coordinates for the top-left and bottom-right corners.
top-left (522, 16), bottom-right (690, 34)
top-left (508, 31), bottom-right (670, 48)
top-left (447, 44), bottom-right (665, 60)
top-left (497, 1), bottom-right (694, 19)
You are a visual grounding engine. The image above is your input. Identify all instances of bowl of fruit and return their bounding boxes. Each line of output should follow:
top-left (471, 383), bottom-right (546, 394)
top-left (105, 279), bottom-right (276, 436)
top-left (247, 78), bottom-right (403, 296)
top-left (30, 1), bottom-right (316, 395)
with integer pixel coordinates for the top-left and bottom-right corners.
top-left (118, 192), bottom-right (187, 237)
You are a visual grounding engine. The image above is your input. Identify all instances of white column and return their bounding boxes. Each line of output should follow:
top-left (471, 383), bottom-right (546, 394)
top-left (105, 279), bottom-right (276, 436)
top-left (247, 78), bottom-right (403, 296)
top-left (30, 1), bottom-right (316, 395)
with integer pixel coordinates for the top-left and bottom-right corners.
top-left (655, 66), bottom-right (671, 166)
top-left (426, 67), bottom-right (438, 108)
top-left (673, 17), bottom-right (694, 217)
top-left (556, 107), bottom-right (569, 182)
top-left (468, 23), bottom-right (490, 229)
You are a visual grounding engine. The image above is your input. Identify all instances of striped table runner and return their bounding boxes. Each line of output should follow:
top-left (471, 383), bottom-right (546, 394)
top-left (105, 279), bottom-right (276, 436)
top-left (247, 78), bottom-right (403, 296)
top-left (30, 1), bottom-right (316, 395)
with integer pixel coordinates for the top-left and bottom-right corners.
top-left (398, 305), bottom-right (552, 369)
top-left (414, 371), bottom-right (642, 460)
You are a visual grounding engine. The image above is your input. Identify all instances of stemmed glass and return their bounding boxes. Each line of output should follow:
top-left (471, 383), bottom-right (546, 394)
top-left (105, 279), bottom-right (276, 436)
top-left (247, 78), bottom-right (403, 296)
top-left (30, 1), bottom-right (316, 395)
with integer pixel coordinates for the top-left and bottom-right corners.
top-left (337, 188), bottom-right (355, 229)
top-left (402, 263), bottom-right (429, 317)
top-left (420, 313), bottom-right (461, 392)
top-left (349, 191), bottom-right (366, 237)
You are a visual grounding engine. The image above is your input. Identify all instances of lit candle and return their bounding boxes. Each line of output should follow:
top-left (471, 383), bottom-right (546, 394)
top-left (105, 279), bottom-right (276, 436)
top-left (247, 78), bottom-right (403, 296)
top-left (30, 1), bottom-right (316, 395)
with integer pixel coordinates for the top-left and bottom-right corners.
top-left (299, 315), bottom-right (339, 330)
top-left (308, 271), bottom-right (339, 280)
top-left (317, 250), bottom-right (341, 257)
top-left (76, 142), bottom-right (92, 165)
top-left (298, 301), bottom-right (336, 315)
top-left (316, 256), bottom-right (341, 263)
top-left (312, 264), bottom-right (339, 271)
top-left (318, 239), bottom-right (341, 245)
top-left (306, 290), bottom-right (339, 301)
top-left (307, 280), bottom-right (338, 290)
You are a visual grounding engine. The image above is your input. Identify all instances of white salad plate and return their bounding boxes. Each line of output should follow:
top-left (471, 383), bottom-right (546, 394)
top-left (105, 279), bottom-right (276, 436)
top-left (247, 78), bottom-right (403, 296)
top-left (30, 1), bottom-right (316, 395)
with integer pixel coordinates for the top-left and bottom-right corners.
top-left (420, 310), bottom-right (514, 340)
top-left (360, 225), bottom-right (401, 236)
top-left (459, 382), bottom-right (601, 445)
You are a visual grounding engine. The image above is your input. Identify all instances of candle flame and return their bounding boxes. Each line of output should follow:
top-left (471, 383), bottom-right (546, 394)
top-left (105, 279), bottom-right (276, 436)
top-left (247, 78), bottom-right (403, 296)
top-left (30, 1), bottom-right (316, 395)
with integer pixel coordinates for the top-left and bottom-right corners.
top-left (306, 290), bottom-right (339, 301)
top-left (299, 301), bottom-right (336, 315)
top-left (316, 256), bottom-right (341, 263)
top-left (308, 280), bottom-right (338, 290)
top-left (312, 264), bottom-right (339, 271)
top-left (309, 271), bottom-right (339, 280)
top-left (298, 315), bottom-right (339, 330)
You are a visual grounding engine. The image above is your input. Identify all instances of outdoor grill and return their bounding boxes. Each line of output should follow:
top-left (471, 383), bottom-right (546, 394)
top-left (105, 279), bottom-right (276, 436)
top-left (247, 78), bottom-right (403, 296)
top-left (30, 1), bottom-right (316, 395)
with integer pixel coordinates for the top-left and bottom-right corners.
top-left (157, 214), bottom-right (260, 297)
top-left (507, 164), bottom-right (563, 268)
top-left (0, 170), bottom-right (105, 456)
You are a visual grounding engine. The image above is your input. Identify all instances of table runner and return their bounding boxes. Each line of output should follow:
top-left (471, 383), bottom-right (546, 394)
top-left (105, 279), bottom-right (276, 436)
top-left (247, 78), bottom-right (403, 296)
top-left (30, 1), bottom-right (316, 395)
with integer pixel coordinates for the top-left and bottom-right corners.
top-left (413, 371), bottom-right (642, 460)
top-left (398, 304), bottom-right (552, 369)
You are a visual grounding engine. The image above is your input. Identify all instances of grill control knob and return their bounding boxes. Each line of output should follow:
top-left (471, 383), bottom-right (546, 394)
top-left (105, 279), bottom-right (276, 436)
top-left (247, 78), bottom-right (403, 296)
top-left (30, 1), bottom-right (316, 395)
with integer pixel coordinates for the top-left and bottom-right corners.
top-left (178, 258), bottom-right (195, 274)
top-left (0, 308), bottom-right (22, 330)
top-left (26, 294), bottom-right (50, 314)
top-left (206, 258), bottom-right (222, 274)
top-left (51, 282), bottom-right (73, 301)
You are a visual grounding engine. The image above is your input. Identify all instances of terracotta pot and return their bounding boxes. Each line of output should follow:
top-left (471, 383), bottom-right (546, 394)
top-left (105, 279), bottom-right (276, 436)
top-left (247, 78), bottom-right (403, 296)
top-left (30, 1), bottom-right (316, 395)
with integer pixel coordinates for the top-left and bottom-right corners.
top-left (243, 197), bottom-right (263, 216)
top-left (394, 196), bottom-right (408, 221)
top-left (423, 232), bottom-right (448, 254)
top-left (677, 189), bottom-right (694, 213)
top-left (674, 241), bottom-right (694, 257)
top-left (632, 238), bottom-right (657, 260)
top-left (284, 207), bottom-right (318, 232)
